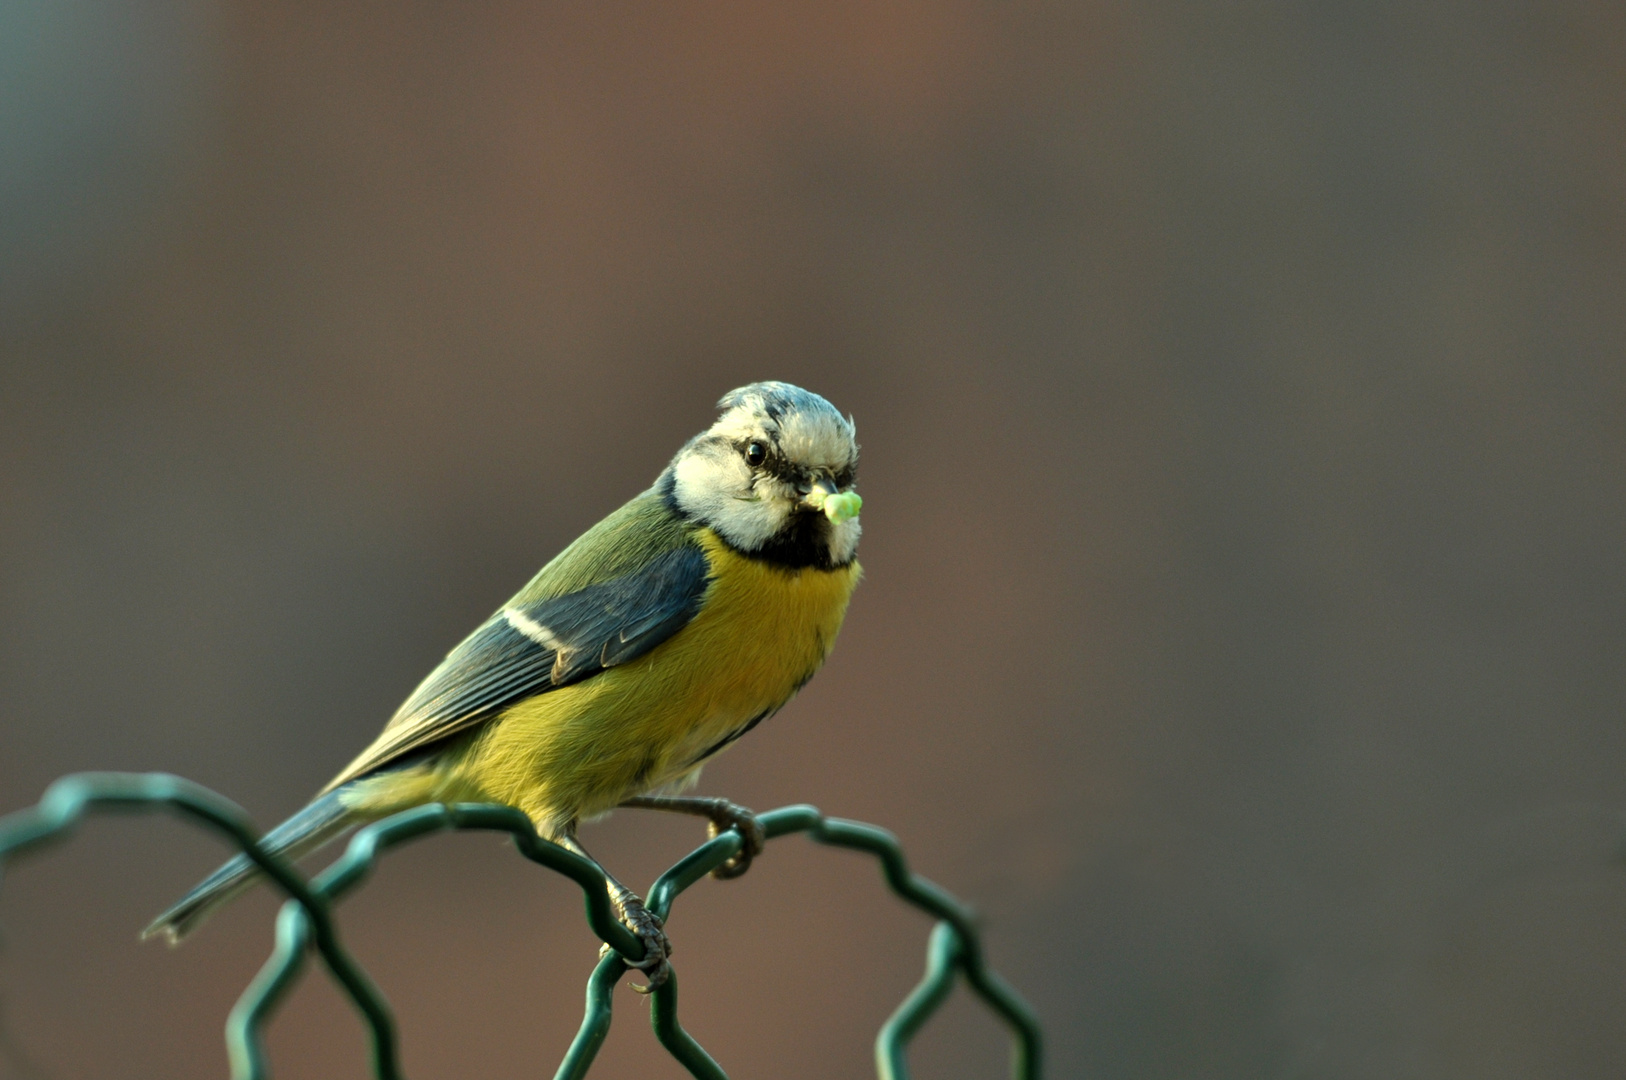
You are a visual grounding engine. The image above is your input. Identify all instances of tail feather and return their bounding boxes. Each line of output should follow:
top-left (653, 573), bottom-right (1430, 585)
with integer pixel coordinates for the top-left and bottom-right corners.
top-left (142, 789), bottom-right (355, 944)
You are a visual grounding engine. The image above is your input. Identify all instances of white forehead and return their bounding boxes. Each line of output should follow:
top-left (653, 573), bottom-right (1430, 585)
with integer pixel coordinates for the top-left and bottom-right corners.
top-left (708, 383), bottom-right (857, 469)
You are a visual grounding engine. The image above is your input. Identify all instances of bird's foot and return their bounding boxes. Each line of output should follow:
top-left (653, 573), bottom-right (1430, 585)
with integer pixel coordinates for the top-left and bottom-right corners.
top-left (617, 794), bottom-right (769, 879)
top-left (701, 799), bottom-right (767, 880)
top-left (599, 891), bottom-right (672, 992)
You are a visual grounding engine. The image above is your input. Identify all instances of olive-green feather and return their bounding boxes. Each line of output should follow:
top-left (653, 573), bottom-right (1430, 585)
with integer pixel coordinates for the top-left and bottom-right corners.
top-left (512, 489), bottom-right (696, 602)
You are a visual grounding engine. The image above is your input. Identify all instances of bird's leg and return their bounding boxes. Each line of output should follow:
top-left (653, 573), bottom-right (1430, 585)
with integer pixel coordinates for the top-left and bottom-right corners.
top-left (618, 795), bottom-right (767, 880)
top-left (555, 828), bottom-right (672, 992)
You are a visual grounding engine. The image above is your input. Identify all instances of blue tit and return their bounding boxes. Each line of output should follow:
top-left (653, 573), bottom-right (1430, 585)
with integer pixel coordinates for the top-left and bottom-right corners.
top-left (144, 381), bottom-right (864, 987)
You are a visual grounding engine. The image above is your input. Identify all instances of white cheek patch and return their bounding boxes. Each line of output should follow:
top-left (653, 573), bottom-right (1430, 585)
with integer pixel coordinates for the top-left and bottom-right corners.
top-left (671, 447), bottom-right (790, 551)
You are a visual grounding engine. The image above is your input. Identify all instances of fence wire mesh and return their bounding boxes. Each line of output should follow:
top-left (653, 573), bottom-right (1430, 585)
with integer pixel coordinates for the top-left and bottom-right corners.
top-left (0, 772), bottom-right (1041, 1080)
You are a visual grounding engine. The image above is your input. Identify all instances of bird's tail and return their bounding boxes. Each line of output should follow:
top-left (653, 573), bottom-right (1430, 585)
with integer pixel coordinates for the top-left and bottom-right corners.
top-left (142, 789), bottom-right (354, 944)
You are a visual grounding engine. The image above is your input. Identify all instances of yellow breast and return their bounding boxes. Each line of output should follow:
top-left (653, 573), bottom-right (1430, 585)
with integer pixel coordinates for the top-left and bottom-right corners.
top-left (445, 529), bottom-right (861, 830)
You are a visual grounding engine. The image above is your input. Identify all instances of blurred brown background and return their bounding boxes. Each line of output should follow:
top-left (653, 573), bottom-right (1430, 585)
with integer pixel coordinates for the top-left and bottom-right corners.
top-left (3, 2), bottom-right (1625, 1078)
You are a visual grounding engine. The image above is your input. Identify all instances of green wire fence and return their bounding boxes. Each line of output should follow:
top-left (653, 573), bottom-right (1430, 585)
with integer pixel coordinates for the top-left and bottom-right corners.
top-left (0, 772), bottom-right (1041, 1080)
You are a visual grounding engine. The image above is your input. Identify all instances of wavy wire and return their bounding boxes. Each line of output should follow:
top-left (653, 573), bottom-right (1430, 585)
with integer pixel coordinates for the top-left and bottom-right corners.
top-left (0, 773), bottom-right (1041, 1080)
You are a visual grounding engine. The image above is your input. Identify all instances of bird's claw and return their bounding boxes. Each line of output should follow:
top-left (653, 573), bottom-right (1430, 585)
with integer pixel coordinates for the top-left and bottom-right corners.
top-left (704, 800), bottom-right (767, 880)
top-left (600, 893), bottom-right (672, 992)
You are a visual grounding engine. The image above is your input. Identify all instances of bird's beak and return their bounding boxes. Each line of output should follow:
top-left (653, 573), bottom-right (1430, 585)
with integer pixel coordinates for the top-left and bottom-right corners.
top-left (802, 475), bottom-right (862, 523)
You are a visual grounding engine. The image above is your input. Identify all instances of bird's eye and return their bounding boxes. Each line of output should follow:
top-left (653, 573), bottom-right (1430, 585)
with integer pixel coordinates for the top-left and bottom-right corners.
top-left (744, 441), bottom-right (767, 467)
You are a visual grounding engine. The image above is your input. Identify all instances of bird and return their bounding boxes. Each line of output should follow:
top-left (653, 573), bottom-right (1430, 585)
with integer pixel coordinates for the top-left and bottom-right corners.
top-left (143, 381), bottom-right (864, 988)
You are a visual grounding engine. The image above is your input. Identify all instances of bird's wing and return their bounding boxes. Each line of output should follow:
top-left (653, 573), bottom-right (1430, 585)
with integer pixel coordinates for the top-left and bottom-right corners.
top-left (319, 538), bottom-right (710, 793)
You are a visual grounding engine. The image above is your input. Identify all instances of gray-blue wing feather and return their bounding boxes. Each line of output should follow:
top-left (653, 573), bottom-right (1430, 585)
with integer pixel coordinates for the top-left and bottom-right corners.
top-left (321, 543), bottom-right (710, 792)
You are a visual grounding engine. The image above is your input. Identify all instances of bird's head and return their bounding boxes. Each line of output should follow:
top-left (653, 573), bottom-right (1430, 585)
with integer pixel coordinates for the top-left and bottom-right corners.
top-left (661, 382), bottom-right (861, 569)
